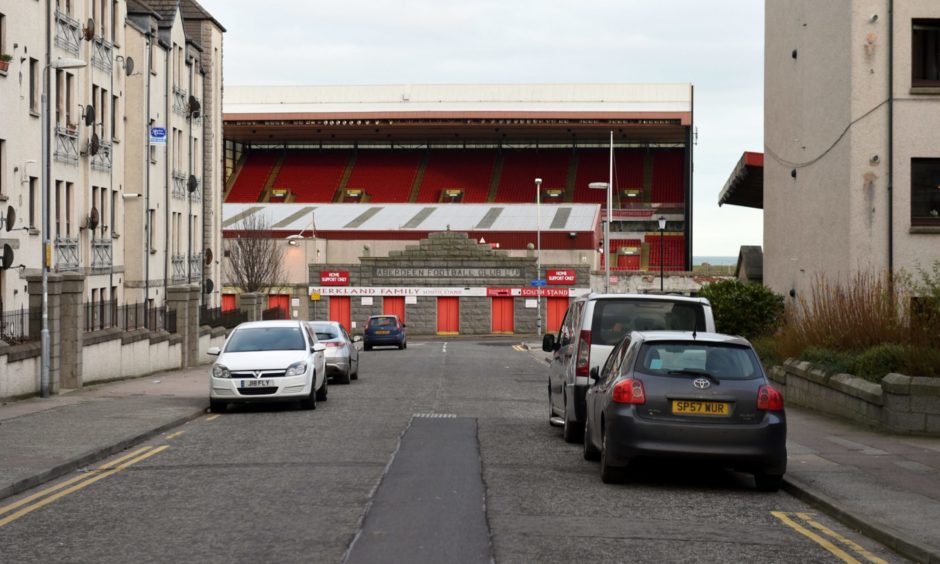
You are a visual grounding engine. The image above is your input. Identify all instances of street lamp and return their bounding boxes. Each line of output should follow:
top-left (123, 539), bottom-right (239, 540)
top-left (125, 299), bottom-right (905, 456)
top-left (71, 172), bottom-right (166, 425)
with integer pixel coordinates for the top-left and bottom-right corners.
top-left (589, 130), bottom-right (614, 293)
top-left (658, 216), bottom-right (667, 292)
top-left (41, 57), bottom-right (87, 398)
top-left (535, 177), bottom-right (542, 337)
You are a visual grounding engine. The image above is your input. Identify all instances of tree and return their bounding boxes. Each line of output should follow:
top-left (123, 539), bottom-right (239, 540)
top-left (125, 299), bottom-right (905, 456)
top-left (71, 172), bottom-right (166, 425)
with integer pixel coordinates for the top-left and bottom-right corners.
top-left (224, 213), bottom-right (284, 293)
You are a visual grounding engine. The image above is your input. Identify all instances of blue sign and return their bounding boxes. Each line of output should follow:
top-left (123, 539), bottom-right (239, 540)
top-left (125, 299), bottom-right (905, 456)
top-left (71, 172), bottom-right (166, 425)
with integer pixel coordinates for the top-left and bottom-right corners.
top-left (530, 279), bottom-right (547, 287)
top-left (149, 126), bottom-right (167, 145)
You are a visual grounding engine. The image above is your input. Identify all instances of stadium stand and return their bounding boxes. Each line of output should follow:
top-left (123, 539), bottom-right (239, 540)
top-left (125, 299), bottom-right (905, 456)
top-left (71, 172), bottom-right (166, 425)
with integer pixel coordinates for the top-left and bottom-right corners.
top-left (604, 238), bottom-right (642, 271)
top-left (573, 149), bottom-right (645, 207)
top-left (495, 149), bottom-right (570, 203)
top-left (344, 150), bottom-right (422, 203)
top-left (271, 150), bottom-right (351, 203)
top-left (648, 233), bottom-right (686, 271)
top-left (227, 150), bottom-right (280, 203)
top-left (651, 150), bottom-right (685, 203)
top-left (416, 150), bottom-right (497, 203)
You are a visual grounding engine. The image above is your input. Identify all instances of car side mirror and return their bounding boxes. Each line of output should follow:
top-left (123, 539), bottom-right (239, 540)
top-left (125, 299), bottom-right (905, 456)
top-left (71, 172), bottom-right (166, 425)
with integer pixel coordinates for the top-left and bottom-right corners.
top-left (589, 366), bottom-right (601, 381)
top-left (207, 346), bottom-right (221, 356)
top-left (312, 343), bottom-right (326, 352)
top-left (401, 323), bottom-right (407, 328)
top-left (352, 335), bottom-right (362, 342)
top-left (542, 333), bottom-right (557, 352)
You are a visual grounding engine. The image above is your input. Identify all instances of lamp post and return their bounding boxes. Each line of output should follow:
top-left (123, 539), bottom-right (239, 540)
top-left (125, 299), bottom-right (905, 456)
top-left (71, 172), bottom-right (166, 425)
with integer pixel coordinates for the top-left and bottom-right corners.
top-left (658, 215), bottom-right (667, 292)
top-left (589, 130), bottom-right (614, 293)
top-left (535, 177), bottom-right (542, 337)
top-left (286, 210), bottom-right (318, 318)
top-left (41, 57), bottom-right (87, 398)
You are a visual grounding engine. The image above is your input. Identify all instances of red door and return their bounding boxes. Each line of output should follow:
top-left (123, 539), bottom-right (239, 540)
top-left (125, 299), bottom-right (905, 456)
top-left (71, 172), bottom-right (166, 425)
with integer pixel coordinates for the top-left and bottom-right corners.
top-left (437, 297), bottom-right (460, 334)
top-left (547, 297), bottom-right (569, 334)
top-left (267, 295), bottom-right (290, 319)
top-left (491, 297), bottom-right (514, 333)
top-left (384, 296), bottom-right (406, 322)
top-left (329, 297), bottom-right (351, 331)
top-left (221, 294), bottom-right (236, 312)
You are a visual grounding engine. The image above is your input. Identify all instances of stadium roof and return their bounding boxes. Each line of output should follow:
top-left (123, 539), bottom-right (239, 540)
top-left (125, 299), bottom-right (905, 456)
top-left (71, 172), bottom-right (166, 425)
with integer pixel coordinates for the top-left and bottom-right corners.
top-left (718, 152), bottom-right (763, 209)
top-left (223, 83), bottom-right (693, 145)
top-left (222, 203), bottom-right (601, 233)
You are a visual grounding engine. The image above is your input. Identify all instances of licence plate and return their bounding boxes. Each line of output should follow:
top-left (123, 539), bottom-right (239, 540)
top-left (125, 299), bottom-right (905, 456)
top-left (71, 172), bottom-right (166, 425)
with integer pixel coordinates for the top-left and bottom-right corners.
top-left (240, 379), bottom-right (274, 388)
top-left (375, 330), bottom-right (390, 335)
top-left (672, 400), bottom-right (730, 416)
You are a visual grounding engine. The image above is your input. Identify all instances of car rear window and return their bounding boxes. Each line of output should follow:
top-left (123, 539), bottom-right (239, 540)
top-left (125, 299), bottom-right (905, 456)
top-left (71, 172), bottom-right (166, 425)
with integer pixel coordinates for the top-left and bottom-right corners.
top-left (368, 317), bottom-right (398, 328)
top-left (635, 342), bottom-right (761, 381)
top-left (311, 324), bottom-right (341, 340)
top-left (590, 299), bottom-right (706, 346)
top-left (226, 327), bottom-right (306, 352)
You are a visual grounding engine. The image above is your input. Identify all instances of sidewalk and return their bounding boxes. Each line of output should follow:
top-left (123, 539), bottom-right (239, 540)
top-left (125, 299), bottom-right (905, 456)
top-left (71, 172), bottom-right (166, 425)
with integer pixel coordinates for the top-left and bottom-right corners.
top-left (2, 347), bottom-right (939, 563)
top-left (525, 341), bottom-right (940, 563)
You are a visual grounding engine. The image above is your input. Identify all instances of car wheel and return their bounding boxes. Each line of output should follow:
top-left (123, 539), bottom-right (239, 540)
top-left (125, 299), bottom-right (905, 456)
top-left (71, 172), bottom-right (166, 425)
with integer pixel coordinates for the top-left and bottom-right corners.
top-left (600, 425), bottom-right (624, 484)
top-left (351, 363), bottom-right (359, 380)
top-left (398, 341), bottom-right (404, 350)
top-left (337, 365), bottom-right (352, 385)
top-left (583, 417), bottom-right (601, 461)
top-left (754, 472), bottom-right (784, 492)
top-left (364, 344), bottom-right (372, 351)
top-left (209, 399), bottom-right (227, 413)
top-left (299, 384), bottom-right (317, 410)
top-left (315, 373), bottom-right (329, 401)
top-left (562, 394), bottom-right (583, 444)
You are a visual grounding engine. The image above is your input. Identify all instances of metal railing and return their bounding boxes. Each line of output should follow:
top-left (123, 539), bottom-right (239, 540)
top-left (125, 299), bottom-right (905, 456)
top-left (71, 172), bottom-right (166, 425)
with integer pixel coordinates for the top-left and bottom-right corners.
top-left (172, 85), bottom-right (188, 116)
top-left (83, 300), bottom-right (173, 333)
top-left (199, 306), bottom-right (247, 329)
top-left (91, 36), bottom-right (113, 73)
top-left (172, 170), bottom-right (189, 200)
top-left (0, 307), bottom-right (41, 344)
top-left (91, 238), bottom-right (113, 271)
top-left (171, 254), bottom-right (187, 283)
top-left (189, 176), bottom-right (202, 202)
top-left (189, 252), bottom-right (203, 282)
top-left (262, 307), bottom-right (288, 321)
top-left (90, 139), bottom-right (112, 172)
top-left (54, 10), bottom-right (81, 55)
top-left (54, 124), bottom-right (80, 165)
top-left (55, 237), bottom-right (81, 272)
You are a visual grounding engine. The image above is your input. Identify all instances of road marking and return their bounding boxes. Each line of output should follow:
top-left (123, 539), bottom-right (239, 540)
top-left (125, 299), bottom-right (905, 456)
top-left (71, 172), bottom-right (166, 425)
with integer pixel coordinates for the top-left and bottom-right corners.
top-left (442, 343), bottom-right (447, 354)
top-left (771, 511), bottom-right (861, 564)
top-left (512, 344), bottom-right (526, 352)
top-left (165, 431), bottom-right (184, 440)
top-left (0, 446), bottom-right (168, 528)
top-left (796, 513), bottom-right (888, 564)
top-left (0, 447), bottom-right (153, 518)
top-left (206, 414), bottom-right (220, 422)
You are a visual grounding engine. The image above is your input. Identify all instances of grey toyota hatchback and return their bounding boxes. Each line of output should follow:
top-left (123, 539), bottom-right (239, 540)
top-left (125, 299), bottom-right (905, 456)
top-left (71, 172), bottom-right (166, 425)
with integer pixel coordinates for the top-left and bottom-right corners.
top-left (582, 331), bottom-right (787, 490)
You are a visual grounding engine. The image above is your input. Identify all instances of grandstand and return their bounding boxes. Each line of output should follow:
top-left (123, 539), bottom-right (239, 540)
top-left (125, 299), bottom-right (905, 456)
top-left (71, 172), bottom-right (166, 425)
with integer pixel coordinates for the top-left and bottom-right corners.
top-left (223, 83), bottom-right (694, 272)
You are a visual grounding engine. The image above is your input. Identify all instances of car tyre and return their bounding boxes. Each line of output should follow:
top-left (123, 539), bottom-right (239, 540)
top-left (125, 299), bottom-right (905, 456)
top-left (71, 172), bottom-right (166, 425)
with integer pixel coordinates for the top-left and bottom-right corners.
top-left (337, 366), bottom-right (352, 385)
top-left (583, 417), bottom-right (601, 461)
top-left (315, 373), bottom-right (328, 401)
top-left (299, 384), bottom-right (317, 410)
top-left (562, 394), bottom-right (583, 444)
top-left (754, 472), bottom-right (784, 492)
top-left (351, 363), bottom-right (359, 380)
top-left (209, 399), bottom-right (227, 413)
top-left (364, 343), bottom-right (372, 351)
top-left (600, 426), bottom-right (624, 484)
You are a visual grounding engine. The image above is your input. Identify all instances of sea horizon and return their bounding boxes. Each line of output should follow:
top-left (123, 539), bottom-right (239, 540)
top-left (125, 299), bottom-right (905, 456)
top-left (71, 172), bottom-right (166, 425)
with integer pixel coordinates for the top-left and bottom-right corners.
top-left (693, 255), bottom-right (737, 266)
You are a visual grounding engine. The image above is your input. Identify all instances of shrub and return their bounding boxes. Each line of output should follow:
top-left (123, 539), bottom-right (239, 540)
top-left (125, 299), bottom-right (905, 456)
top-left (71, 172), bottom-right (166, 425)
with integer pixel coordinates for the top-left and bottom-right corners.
top-left (798, 347), bottom-right (856, 375)
top-left (697, 279), bottom-right (784, 339)
top-left (900, 346), bottom-right (940, 378)
top-left (751, 335), bottom-right (782, 368)
top-left (853, 343), bottom-right (905, 382)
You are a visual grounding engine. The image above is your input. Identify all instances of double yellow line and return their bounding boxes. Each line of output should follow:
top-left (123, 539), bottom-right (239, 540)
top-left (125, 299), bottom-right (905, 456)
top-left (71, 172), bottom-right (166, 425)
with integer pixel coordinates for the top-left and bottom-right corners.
top-left (771, 511), bottom-right (888, 564)
top-left (512, 344), bottom-right (527, 352)
top-left (0, 445), bottom-right (168, 528)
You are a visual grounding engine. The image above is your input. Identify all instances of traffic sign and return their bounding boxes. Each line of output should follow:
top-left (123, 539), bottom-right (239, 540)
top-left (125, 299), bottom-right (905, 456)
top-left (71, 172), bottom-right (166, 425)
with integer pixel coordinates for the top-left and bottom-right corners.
top-left (530, 279), bottom-right (547, 287)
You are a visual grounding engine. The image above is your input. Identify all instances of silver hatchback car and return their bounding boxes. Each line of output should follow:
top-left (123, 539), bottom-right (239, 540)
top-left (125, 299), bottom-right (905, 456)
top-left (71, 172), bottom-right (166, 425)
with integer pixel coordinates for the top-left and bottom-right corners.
top-left (307, 321), bottom-right (360, 385)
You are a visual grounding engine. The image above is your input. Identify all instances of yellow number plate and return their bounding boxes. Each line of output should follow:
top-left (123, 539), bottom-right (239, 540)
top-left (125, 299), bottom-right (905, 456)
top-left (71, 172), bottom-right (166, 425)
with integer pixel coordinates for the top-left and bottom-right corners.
top-left (375, 330), bottom-right (390, 334)
top-left (672, 400), bottom-right (730, 416)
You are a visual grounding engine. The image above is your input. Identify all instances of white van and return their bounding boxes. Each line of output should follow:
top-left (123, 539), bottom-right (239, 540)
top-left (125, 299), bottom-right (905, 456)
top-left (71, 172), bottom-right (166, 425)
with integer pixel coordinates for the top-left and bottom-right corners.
top-left (541, 293), bottom-right (716, 443)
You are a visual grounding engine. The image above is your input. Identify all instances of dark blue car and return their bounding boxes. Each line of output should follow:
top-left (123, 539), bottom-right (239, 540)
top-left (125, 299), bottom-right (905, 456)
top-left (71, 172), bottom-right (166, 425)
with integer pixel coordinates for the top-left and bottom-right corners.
top-left (363, 315), bottom-right (407, 350)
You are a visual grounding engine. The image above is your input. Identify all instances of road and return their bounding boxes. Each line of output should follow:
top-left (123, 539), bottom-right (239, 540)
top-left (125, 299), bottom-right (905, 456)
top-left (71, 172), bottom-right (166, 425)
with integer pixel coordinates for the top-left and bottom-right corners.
top-left (0, 339), bottom-right (907, 563)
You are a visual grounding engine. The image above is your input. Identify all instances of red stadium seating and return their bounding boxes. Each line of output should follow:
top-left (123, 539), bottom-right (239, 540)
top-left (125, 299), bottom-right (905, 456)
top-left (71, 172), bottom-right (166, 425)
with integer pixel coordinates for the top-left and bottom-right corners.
top-left (272, 150), bottom-right (350, 203)
top-left (573, 149), bottom-right (645, 207)
top-left (651, 150), bottom-right (685, 203)
top-left (345, 150), bottom-right (421, 203)
top-left (417, 150), bottom-right (496, 203)
top-left (227, 150), bottom-right (280, 202)
top-left (648, 233), bottom-right (686, 271)
top-left (495, 150), bottom-right (570, 203)
top-left (603, 238), bottom-right (642, 271)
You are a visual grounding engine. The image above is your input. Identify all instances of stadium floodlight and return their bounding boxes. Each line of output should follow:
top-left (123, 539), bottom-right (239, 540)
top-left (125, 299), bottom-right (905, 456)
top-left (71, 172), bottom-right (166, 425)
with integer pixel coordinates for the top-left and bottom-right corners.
top-left (588, 131), bottom-right (614, 293)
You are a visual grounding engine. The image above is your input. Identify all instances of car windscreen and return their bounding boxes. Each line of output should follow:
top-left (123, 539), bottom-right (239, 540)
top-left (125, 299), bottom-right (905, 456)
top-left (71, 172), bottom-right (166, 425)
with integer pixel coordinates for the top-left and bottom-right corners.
top-left (368, 317), bottom-right (397, 328)
top-left (225, 326), bottom-right (306, 352)
top-left (590, 299), bottom-right (706, 346)
top-left (634, 342), bottom-right (761, 381)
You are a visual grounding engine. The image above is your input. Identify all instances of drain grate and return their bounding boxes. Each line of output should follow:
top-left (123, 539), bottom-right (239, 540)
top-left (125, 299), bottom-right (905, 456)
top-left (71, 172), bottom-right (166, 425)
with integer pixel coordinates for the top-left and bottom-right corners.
top-left (413, 413), bottom-right (457, 419)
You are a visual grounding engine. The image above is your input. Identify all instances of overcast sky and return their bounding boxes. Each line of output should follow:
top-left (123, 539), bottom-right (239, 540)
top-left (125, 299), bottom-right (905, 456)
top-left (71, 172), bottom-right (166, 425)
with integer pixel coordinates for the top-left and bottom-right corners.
top-left (197, 0), bottom-right (765, 258)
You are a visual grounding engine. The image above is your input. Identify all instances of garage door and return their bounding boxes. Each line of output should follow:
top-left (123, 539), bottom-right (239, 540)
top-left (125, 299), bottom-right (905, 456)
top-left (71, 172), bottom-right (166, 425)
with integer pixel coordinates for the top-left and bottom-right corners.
top-left (437, 297), bottom-right (459, 335)
top-left (491, 297), bottom-right (514, 334)
top-left (384, 296), bottom-right (406, 322)
top-left (221, 294), bottom-right (236, 312)
top-left (329, 296), bottom-right (351, 331)
top-left (546, 297), bottom-right (569, 334)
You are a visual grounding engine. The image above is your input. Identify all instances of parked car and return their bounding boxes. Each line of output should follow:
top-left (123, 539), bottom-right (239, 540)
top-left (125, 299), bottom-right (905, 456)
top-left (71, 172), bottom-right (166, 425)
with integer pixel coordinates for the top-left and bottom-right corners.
top-left (542, 293), bottom-right (716, 443)
top-left (307, 320), bottom-right (360, 384)
top-left (207, 320), bottom-right (327, 411)
top-left (582, 331), bottom-right (787, 491)
top-left (363, 315), bottom-right (406, 350)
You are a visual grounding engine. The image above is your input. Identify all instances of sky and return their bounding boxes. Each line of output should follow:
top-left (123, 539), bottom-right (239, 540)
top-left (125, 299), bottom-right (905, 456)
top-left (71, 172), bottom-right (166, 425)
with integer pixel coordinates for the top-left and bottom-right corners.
top-left (197, 0), bottom-right (765, 257)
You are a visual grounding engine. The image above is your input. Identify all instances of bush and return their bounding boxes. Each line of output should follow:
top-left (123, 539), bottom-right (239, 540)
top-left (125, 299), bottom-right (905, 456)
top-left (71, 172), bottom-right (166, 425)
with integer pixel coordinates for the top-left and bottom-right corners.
top-left (697, 279), bottom-right (784, 339)
top-left (798, 347), bottom-right (856, 375)
top-left (853, 343), bottom-right (905, 382)
top-left (751, 335), bottom-right (782, 368)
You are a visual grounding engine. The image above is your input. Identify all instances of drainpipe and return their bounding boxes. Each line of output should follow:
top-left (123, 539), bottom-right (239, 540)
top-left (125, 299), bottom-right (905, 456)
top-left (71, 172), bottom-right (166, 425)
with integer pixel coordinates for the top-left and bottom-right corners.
top-left (887, 0), bottom-right (895, 286)
top-left (164, 41), bottom-right (170, 303)
top-left (144, 31), bottom-right (151, 325)
top-left (187, 56), bottom-right (193, 292)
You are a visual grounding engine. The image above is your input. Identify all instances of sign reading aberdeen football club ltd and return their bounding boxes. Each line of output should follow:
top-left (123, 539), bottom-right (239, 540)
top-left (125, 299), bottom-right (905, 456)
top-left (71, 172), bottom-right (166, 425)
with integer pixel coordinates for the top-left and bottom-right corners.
top-left (319, 270), bottom-right (350, 286)
top-left (546, 269), bottom-right (576, 285)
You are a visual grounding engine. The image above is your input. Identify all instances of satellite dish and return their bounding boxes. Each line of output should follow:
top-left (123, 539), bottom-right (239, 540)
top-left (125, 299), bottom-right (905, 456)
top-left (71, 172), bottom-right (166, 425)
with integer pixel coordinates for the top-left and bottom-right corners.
top-left (204, 248), bottom-right (213, 264)
top-left (124, 57), bottom-right (135, 75)
top-left (88, 207), bottom-right (100, 230)
top-left (89, 133), bottom-right (100, 156)
top-left (1, 244), bottom-right (13, 270)
top-left (1, 205), bottom-right (15, 232)
top-left (83, 18), bottom-right (96, 41)
top-left (188, 175), bottom-right (198, 192)
top-left (204, 278), bottom-right (214, 294)
top-left (84, 105), bottom-right (96, 127)
top-left (188, 95), bottom-right (201, 116)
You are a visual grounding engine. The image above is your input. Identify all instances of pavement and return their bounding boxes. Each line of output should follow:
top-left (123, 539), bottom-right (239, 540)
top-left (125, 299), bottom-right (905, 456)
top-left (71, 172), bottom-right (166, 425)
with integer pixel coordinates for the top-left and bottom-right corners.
top-left (0, 342), bottom-right (939, 563)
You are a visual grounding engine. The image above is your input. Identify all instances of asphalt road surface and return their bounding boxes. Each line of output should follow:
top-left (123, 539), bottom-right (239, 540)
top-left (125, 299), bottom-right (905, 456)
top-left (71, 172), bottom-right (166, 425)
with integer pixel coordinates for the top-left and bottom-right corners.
top-left (0, 339), bottom-right (908, 563)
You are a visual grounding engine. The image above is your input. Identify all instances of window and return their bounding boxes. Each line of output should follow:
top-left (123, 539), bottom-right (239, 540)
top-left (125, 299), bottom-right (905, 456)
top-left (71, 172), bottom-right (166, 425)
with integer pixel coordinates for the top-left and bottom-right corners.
top-left (0, 139), bottom-right (5, 198)
top-left (911, 158), bottom-right (940, 225)
top-left (65, 182), bottom-right (73, 235)
top-left (29, 58), bottom-right (39, 113)
top-left (29, 177), bottom-right (37, 228)
top-left (91, 186), bottom-right (98, 234)
top-left (110, 189), bottom-right (116, 236)
top-left (111, 94), bottom-right (118, 140)
top-left (55, 70), bottom-right (64, 126)
top-left (0, 13), bottom-right (6, 62)
top-left (55, 180), bottom-right (63, 237)
top-left (65, 73), bottom-right (74, 126)
top-left (148, 209), bottom-right (155, 251)
top-left (913, 20), bottom-right (940, 86)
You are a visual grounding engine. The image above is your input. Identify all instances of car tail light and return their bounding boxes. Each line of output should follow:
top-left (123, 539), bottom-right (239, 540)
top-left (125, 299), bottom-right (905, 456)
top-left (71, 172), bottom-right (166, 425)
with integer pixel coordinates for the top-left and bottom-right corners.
top-left (612, 379), bottom-right (646, 404)
top-left (757, 385), bottom-right (784, 411)
top-left (324, 341), bottom-right (342, 348)
top-left (575, 330), bottom-right (591, 377)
